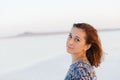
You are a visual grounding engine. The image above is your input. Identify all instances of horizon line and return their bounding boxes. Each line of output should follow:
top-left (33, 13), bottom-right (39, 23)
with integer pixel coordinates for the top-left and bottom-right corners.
top-left (0, 28), bottom-right (120, 39)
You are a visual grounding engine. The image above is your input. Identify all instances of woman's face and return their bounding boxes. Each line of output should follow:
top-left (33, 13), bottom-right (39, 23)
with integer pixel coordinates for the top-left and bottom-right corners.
top-left (66, 27), bottom-right (89, 55)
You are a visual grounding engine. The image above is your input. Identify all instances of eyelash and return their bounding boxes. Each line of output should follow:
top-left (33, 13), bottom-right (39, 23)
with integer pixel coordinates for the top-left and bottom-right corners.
top-left (68, 34), bottom-right (72, 38)
top-left (75, 38), bottom-right (80, 42)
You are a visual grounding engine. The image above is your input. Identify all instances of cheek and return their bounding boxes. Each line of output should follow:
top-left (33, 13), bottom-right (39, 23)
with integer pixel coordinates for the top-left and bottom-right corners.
top-left (75, 45), bottom-right (80, 50)
top-left (75, 43), bottom-right (84, 51)
top-left (66, 39), bottom-right (68, 45)
top-left (66, 38), bottom-right (70, 45)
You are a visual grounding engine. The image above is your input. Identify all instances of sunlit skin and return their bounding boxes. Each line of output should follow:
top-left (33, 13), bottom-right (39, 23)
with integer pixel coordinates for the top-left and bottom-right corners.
top-left (66, 27), bottom-right (91, 63)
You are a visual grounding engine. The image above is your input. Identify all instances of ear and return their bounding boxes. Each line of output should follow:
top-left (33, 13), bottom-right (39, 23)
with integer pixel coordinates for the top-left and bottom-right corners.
top-left (85, 44), bottom-right (91, 51)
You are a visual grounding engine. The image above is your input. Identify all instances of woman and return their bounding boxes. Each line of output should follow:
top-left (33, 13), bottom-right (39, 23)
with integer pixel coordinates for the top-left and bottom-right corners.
top-left (64, 23), bottom-right (103, 80)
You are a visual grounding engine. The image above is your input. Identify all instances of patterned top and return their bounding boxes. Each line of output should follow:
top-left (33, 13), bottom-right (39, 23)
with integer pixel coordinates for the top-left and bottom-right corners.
top-left (64, 60), bottom-right (97, 80)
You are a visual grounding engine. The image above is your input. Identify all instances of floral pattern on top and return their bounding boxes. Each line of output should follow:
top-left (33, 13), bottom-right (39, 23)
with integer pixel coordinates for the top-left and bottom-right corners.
top-left (64, 60), bottom-right (97, 80)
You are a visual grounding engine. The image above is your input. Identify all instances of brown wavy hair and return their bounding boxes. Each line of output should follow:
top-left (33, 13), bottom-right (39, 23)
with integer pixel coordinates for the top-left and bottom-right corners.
top-left (73, 23), bottom-right (103, 67)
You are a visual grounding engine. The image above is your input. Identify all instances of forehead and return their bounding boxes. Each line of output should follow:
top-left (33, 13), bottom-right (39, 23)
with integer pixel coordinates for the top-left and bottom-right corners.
top-left (70, 27), bottom-right (86, 39)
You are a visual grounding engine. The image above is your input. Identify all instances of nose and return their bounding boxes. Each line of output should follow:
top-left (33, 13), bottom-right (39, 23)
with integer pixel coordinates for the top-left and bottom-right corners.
top-left (68, 38), bottom-right (74, 45)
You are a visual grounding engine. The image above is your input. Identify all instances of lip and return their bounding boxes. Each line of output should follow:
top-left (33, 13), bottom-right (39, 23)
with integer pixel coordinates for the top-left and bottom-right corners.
top-left (67, 46), bottom-right (74, 49)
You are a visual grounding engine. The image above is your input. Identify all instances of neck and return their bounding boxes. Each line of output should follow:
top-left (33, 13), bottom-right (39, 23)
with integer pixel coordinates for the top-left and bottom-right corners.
top-left (72, 53), bottom-right (88, 64)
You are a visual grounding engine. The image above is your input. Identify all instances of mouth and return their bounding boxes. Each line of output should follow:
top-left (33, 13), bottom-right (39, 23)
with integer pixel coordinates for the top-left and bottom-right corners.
top-left (67, 46), bottom-right (74, 49)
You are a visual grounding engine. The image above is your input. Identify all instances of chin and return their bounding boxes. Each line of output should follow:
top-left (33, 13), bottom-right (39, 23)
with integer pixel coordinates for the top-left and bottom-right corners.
top-left (67, 49), bottom-right (74, 54)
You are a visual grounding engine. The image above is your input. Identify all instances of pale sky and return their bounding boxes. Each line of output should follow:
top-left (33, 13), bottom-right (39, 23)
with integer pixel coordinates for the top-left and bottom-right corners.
top-left (0, 0), bottom-right (120, 37)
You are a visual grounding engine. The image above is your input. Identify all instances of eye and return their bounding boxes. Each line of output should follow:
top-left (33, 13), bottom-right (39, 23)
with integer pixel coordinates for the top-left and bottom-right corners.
top-left (74, 38), bottom-right (80, 42)
top-left (68, 34), bottom-right (72, 38)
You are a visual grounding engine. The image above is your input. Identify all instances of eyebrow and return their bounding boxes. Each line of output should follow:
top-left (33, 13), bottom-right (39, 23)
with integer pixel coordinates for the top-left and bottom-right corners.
top-left (75, 36), bottom-right (80, 39)
top-left (69, 33), bottom-right (80, 39)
